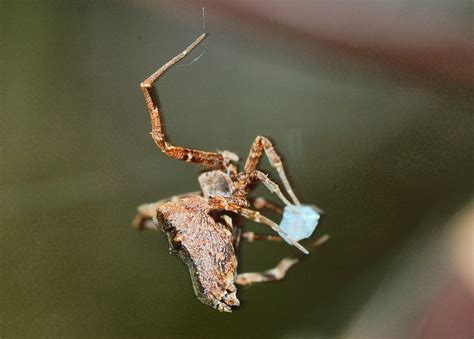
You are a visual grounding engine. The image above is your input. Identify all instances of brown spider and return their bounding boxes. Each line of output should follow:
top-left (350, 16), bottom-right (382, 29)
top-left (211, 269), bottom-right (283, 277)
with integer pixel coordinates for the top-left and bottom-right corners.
top-left (133, 34), bottom-right (318, 312)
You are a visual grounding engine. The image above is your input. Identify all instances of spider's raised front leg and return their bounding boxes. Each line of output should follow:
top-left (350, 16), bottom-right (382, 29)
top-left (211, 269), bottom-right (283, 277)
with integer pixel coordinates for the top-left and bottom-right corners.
top-left (133, 191), bottom-right (201, 230)
top-left (244, 136), bottom-right (300, 205)
top-left (140, 33), bottom-right (224, 168)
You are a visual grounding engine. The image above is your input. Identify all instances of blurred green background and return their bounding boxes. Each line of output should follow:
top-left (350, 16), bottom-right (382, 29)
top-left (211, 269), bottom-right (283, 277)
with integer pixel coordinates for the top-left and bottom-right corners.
top-left (1, 1), bottom-right (472, 338)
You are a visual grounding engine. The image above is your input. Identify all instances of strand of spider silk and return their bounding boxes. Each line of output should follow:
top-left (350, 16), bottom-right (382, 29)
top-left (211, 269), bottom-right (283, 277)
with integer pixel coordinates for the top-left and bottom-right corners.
top-left (202, 5), bottom-right (206, 29)
top-left (177, 6), bottom-right (206, 67)
top-left (177, 51), bottom-right (205, 67)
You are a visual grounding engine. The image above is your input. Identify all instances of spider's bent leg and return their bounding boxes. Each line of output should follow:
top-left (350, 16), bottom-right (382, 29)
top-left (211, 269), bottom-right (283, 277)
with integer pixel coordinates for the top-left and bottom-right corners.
top-left (140, 33), bottom-right (224, 168)
top-left (252, 197), bottom-right (283, 215)
top-left (244, 136), bottom-right (300, 205)
top-left (236, 234), bottom-right (330, 285)
top-left (208, 197), bottom-right (309, 254)
top-left (235, 257), bottom-right (299, 285)
top-left (133, 191), bottom-right (201, 230)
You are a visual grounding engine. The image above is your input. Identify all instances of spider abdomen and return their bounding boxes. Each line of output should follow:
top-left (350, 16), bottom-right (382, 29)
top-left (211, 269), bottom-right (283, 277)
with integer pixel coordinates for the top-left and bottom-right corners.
top-left (157, 196), bottom-right (239, 312)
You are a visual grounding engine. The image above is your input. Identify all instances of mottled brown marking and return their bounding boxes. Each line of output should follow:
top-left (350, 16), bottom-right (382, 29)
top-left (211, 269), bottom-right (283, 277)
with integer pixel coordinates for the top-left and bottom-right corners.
top-left (157, 196), bottom-right (239, 312)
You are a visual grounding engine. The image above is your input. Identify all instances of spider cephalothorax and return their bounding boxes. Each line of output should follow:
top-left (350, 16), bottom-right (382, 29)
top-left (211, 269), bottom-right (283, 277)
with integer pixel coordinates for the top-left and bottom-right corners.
top-left (198, 170), bottom-right (235, 198)
top-left (133, 34), bottom-right (323, 312)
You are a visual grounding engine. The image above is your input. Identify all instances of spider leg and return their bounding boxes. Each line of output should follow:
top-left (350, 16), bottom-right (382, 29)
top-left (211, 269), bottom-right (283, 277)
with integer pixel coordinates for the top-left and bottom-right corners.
top-left (244, 136), bottom-right (300, 205)
top-left (140, 33), bottom-right (224, 168)
top-left (246, 197), bottom-right (285, 242)
top-left (235, 234), bottom-right (329, 285)
top-left (242, 231), bottom-right (283, 242)
top-left (133, 191), bottom-right (201, 230)
top-left (250, 170), bottom-right (292, 207)
top-left (235, 258), bottom-right (299, 285)
top-left (208, 197), bottom-right (309, 254)
top-left (252, 197), bottom-right (283, 215)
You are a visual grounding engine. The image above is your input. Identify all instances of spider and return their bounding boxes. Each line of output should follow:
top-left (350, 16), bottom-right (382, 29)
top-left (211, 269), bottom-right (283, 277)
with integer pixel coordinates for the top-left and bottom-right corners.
top-left (133, 33), bottom-right (322, 312)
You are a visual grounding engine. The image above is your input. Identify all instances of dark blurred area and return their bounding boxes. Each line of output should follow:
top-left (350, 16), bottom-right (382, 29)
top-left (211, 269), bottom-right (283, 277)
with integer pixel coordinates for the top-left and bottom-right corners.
top-left (1, 1), bottom-right (473, 338)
